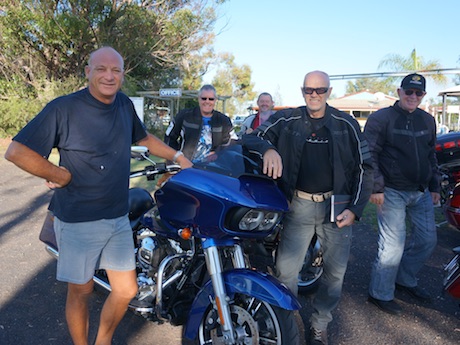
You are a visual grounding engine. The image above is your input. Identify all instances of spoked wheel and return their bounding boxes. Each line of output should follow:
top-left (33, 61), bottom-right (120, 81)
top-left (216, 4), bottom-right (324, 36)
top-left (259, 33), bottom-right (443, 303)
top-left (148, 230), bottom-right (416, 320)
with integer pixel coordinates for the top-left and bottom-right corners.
top-left (298, 235), bottom-right (323, 294)
top-left (197, 293), bottom-right (299, 345)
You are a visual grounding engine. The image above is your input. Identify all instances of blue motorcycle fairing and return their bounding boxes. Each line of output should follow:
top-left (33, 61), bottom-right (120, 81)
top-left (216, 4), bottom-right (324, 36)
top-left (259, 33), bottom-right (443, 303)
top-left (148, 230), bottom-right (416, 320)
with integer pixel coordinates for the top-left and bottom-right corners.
top-left (148, 167), bottom-right (288, 239)
top-left (182, 268), bottom-right (301, 340)
top-left (201, 237), bottom-right (238, 249)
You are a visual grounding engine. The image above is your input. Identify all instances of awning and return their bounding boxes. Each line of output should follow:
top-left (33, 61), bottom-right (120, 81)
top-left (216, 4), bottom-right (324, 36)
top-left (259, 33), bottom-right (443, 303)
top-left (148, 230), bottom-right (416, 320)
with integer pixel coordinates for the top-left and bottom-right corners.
top-left (439, 85), bottom-right (460, 125)
top-left (438, 85), bottom-right (460, 97)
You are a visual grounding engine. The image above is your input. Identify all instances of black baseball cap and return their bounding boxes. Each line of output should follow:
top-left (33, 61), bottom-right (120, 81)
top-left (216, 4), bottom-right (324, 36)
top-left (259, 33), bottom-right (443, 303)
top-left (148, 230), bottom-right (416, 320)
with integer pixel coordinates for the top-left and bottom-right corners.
top-left (400, 73), bottom-right (426, 91)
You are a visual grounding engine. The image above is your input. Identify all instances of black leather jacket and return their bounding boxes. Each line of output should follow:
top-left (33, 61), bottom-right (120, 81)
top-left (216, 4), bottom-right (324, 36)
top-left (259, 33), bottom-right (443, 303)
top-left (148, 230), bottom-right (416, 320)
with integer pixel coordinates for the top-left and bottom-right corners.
top-left (243, 105), bottom-right (373, 219)
top-left (364, 101), bottom-right (440, 194)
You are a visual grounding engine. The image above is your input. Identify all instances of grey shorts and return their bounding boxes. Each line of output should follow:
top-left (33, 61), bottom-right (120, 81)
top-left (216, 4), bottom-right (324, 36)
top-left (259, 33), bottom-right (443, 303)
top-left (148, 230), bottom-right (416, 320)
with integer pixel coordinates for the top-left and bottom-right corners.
top-left (54, 215), bottom-right (135, 284)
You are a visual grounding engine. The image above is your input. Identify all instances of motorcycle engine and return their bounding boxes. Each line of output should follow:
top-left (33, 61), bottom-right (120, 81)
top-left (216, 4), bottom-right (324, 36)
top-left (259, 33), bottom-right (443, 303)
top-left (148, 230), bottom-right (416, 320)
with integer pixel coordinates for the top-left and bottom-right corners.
top-left (137, 229), bottom-right (164, 272)
top-left (138, 237), bottom-right (158, 268)
top-left (132, 228), bottom-right (188, 313)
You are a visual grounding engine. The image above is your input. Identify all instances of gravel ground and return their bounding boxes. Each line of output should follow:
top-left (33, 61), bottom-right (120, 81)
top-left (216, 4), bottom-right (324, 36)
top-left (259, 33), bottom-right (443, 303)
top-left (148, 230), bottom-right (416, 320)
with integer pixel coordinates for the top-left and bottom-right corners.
top-left (0, 138), bottom-right (459, 344)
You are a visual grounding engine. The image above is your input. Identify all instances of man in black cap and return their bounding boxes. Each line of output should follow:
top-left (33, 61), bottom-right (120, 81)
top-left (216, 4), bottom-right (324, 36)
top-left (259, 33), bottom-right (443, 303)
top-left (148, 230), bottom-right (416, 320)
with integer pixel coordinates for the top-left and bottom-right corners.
top-left (364, 73), bottom-right (441, 315)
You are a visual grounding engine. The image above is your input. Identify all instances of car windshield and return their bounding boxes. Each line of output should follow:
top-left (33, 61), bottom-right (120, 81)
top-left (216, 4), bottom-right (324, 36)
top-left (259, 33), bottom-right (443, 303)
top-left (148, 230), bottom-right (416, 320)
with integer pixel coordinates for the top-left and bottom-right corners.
top-left (192, 143), bottom-right (264, 178)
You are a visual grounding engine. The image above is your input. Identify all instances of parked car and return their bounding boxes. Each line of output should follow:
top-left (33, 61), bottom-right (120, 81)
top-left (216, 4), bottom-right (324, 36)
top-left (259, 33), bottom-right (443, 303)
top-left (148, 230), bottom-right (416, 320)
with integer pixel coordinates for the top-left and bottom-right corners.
top-left (232, 115), bottom-right (249, 126)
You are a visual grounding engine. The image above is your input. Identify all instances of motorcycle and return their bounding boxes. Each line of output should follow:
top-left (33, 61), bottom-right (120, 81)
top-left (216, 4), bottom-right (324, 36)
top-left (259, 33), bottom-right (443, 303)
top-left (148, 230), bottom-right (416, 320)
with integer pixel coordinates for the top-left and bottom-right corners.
top-left (39, 144), bottom-right (302, 344)
top-left (443, 246), bottom-right (460, 299)
top-left (435, 132), bottom-right (460, 299)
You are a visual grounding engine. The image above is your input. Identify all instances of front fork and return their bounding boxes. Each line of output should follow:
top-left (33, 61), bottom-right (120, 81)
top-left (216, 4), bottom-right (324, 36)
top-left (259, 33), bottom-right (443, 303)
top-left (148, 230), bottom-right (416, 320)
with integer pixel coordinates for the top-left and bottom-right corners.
top-left (203, 244), bottom-right (246, 344)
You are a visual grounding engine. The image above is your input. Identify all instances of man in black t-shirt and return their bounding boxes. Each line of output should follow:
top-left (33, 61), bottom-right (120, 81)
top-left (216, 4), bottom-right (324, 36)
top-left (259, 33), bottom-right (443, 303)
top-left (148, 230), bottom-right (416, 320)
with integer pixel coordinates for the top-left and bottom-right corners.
top-left (4, 47), bottom-right (192, 345)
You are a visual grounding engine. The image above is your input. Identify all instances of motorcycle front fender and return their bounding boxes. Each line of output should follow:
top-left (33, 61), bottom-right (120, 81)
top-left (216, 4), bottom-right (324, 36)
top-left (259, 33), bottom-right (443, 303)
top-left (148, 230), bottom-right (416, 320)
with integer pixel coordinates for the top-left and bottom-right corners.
top-left (183, 268), bottom-right (300, 340)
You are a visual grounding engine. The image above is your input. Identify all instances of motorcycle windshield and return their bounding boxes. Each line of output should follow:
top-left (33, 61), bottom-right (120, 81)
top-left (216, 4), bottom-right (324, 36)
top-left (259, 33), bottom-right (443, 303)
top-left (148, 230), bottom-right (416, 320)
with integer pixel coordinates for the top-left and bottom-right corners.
top-left (192, 143), bottom-right (264, 178)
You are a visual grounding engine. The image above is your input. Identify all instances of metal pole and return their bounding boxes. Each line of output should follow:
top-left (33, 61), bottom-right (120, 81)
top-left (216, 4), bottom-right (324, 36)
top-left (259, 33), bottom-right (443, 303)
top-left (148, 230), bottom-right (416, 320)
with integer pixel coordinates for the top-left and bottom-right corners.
top-left (442, 94), bottom-right (447, 126)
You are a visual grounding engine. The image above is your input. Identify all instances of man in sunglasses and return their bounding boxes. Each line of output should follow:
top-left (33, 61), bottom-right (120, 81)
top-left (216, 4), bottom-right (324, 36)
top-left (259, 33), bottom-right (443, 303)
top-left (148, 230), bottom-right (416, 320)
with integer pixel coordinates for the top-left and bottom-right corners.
top-left (164, 84), bottom-right (237, 163)
top-left (364, 73), bottom-right (440, 315)
top-left (243, 70), bottom-right (373, 345)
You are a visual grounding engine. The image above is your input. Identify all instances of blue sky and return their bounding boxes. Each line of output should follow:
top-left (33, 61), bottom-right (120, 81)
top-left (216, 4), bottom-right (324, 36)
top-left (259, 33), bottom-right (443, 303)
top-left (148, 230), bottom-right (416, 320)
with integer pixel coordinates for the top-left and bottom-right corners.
top-left (206, 0), bottom-right (459, 108)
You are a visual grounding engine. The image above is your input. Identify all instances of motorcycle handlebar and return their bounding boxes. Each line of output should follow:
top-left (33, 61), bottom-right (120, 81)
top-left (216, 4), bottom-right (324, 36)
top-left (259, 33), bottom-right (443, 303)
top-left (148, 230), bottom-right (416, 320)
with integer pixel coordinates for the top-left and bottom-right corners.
top-left (130, 146), bottom-right (181, 180)
top-left (130, 163), bottom-right (181, 180)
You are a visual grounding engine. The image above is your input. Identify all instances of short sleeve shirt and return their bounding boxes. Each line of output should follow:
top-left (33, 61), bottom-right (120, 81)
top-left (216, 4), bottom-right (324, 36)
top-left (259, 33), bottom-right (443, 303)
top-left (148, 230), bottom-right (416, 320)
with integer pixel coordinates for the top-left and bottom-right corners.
top-left (13, 88), bottom-right (147, 222)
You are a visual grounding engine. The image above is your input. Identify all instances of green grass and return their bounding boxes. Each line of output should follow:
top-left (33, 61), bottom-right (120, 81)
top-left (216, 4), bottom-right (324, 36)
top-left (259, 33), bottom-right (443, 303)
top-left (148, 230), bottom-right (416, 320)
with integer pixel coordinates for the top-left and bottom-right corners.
top-left (129, 157), bottom-right (163, 193)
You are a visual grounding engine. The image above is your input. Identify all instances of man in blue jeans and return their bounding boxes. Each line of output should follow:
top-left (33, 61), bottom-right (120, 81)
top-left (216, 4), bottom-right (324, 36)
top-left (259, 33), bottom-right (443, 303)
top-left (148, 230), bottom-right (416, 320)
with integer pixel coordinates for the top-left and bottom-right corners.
top-left (364, 73), bottom-right (441, 315)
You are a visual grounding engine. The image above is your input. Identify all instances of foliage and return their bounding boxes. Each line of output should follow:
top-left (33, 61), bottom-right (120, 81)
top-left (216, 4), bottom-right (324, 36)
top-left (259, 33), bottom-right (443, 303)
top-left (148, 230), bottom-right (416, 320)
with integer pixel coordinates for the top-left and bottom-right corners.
top-left (212, 52), bottom-right (256, 116)
top-left (0, 75), bottom-right (83, 136)
top-left (454, 55), bottom-right (460, 86)
top-left (0, 0), bottom-right (228, 136)
top-left (345, 78), bottom-right (396, 96)
top-left (378, 48), bottom-right (447, 86)
top-left (346, 49), bottom-right (448, 96)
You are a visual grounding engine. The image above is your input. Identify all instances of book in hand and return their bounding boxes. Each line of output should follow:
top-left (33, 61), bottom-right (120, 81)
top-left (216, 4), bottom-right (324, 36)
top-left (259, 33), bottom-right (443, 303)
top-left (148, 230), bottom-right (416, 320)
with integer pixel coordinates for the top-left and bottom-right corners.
top-left (330, 194), bottom-right (351, 222)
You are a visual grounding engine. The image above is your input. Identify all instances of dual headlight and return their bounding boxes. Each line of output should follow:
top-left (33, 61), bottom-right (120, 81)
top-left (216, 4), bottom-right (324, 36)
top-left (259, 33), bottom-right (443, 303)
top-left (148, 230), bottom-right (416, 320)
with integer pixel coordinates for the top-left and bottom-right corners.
top-left (225, 207), bottom-right (283, 233)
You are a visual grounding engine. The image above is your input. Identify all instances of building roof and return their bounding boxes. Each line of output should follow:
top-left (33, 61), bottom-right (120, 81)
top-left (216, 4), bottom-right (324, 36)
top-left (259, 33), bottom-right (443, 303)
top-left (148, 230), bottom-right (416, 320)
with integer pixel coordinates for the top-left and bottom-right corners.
top-left (438, 85), bottom-right (460, 97)
top-left (328, 91), bottom-right (397, 111)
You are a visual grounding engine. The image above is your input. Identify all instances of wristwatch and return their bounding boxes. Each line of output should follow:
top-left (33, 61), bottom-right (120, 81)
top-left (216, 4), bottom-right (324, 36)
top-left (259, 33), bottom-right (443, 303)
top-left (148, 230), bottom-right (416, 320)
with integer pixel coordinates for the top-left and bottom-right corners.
top-left (173, 151), bottom-right (184, 163)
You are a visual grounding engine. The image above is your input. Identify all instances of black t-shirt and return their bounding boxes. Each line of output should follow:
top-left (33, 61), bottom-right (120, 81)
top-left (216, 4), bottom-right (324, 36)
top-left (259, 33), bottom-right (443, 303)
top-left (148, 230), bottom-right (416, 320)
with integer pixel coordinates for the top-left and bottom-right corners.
top-left (13, 88), bottom-right (147, 222)
top-left (296, 116), bottom-right (333, 193)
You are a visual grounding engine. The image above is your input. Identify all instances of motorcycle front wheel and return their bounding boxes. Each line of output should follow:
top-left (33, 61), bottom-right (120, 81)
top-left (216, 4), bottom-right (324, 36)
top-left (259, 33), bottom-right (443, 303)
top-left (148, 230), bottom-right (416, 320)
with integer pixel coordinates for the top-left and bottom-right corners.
top-left (194, 293), bottom-right (300, 345)
top-left (297, 235), bottom-right (323, 294)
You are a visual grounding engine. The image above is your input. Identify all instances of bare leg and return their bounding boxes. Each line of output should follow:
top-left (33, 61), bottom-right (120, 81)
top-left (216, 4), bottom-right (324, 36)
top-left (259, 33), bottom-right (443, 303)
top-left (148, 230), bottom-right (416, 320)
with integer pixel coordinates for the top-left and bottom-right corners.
top-left (94, 269), bottom-right (138, 345)
top-left (66, 280), bottom-right (95, 345)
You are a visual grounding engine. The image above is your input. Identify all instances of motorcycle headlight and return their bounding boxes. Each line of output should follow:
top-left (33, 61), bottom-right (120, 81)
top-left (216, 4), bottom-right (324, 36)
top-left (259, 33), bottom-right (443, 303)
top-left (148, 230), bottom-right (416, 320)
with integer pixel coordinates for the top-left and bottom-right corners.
top-left (226, 207), bottom-right (282, 233)
top-left (239, 210), bottom-right (280, 231)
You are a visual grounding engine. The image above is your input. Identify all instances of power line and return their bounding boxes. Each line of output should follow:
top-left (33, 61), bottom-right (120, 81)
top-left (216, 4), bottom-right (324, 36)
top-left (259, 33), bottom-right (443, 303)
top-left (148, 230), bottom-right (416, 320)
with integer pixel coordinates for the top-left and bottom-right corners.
top-left (329, 68), bottom-right (460, 80)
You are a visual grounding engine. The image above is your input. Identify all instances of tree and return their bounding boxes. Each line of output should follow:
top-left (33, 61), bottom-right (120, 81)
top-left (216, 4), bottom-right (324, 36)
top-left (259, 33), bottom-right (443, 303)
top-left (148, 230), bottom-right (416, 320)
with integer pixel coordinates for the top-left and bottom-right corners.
top-left (345, 49), bottom-right (448, 96)
top-left (454, 55), bottom-right (460, 86)
top-left (378, 48), bottom-right (447, 86)
top-left (345, 78), bottom-right (395, 96)
top-left (0, 0), bottom-right (226, 136)
top-left (212, 52), bottom-right (256, 116)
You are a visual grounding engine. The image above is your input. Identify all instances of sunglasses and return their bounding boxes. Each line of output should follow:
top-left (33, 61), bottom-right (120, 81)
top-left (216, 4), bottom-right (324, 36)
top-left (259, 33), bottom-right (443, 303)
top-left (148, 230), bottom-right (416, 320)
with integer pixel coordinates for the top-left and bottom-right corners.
top-left (200, 97), bottom-right (215, 101)
top-left (404, 89), bottom-right (425, 97)
top-left (302, 87), bottom-right (329, 95)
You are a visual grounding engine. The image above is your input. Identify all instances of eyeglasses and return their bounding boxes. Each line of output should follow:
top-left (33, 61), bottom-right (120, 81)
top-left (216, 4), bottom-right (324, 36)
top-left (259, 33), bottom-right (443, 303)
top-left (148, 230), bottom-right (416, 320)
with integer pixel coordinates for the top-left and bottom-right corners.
top-left (404, 89), bottom-right (425, 97)
top-left (200, 97), bottom-right (215, 101)
top-left (302, 87), bottom-right (329, 95)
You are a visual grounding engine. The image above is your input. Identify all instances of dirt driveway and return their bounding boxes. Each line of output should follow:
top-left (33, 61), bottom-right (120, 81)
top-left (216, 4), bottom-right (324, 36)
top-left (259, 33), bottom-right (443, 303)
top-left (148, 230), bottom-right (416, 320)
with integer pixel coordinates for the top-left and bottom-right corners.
top-left (0, 138), bottom-right (459, 345)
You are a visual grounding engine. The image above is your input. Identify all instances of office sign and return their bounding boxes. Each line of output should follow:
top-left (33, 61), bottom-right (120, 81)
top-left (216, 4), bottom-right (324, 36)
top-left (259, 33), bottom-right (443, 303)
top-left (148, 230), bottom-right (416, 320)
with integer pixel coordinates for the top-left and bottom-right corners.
top-left (159, 88), bottom-right (182, 97)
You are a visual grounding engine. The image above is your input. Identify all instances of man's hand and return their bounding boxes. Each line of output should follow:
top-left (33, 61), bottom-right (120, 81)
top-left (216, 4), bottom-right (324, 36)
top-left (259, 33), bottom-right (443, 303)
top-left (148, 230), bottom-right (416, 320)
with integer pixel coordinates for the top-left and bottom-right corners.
top-left (336, 209), bottom-right (355, 228)
top-left (369, 193), bottom-right (384, 205)
top-left (45, 166), bottom-right (71, 189)
top-left (175, 154), bottom-right (193, 169)
top-left (431, 192), bottom-right (441, 205)
top-left (263, 149), bottom-right (282, 179)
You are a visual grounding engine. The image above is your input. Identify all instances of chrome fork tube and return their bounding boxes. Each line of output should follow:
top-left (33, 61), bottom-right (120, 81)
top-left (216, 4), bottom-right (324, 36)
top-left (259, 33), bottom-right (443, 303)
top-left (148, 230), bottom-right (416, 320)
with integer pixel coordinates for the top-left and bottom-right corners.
top-left (232, 244), bottom-right (246, 268)
top-left (204, 245), bottom-right (236, 344)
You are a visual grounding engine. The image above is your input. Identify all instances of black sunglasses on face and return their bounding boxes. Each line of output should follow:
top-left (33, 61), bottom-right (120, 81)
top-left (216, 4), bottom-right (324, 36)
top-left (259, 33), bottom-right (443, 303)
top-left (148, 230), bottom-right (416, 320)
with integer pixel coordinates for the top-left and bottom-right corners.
top-left (404, 89), bottom-right (425, 97)
top-left (302, 87), bottom-right (329, 95)
top-left (200, 97), bottom-right (215, 101)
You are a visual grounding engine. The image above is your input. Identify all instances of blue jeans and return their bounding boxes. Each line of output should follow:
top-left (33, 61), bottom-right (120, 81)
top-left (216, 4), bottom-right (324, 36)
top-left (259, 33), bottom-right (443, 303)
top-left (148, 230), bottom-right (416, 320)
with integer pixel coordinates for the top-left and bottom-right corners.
top-left (369, 187), bottom-right (437, 301)
top-left (276, 196), bottom-right (352, 331)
